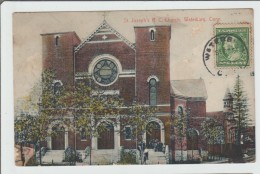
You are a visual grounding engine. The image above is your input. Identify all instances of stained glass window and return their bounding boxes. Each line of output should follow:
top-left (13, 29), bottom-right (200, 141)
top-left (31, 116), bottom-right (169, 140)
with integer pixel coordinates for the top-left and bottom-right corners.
top-left (93, 59), bottom-right (118, 85)
top-left (149, 78), bottom-right (157, 106)
top-left (54, 82), bottom-right (61, 95)
top-left (125, 126), bottom-right (132, 140)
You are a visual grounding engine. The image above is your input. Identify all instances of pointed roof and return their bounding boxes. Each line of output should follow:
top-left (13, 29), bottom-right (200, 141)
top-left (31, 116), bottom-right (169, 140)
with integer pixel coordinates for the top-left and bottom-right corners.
top-left (74, 20), bottom-right (135, 53)
top-left (223, 88), bottom-right (233, 100)
top-left (170, 79), bottom-right (208, 100)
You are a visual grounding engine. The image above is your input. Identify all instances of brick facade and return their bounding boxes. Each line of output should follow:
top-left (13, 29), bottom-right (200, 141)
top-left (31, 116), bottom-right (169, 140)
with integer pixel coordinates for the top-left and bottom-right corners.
top-left (40, 20), bottom-right (243, 163)
top-left (41, 21), bottom-right (171, 152)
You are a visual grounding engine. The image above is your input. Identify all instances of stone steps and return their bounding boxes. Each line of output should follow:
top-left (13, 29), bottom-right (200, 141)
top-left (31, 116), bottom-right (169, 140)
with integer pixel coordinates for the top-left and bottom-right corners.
top-left (145, 149), bottom-right (167, 164)
top-left (83, 150), bottom-right (118, 165)
top-left (41, 149), bottom-right (166, 165)
top-left (42, 150), bottom-right (64, 164)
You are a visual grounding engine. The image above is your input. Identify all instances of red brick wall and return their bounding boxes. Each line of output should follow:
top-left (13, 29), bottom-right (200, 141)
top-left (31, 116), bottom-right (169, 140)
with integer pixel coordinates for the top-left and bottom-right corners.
top-left (75, 41), bottom-right (136, 105)
top-left (135, 26), bottom-right (171, 106)
top-left (42, 32), bottom-right (81, 85)
top-left (171, 98), bottom-right (187, 114)
top-left (187, 101), bottom-right (206, 118)
top-left (75, 42), bottom-right (135, 72)
top-left (75, 134), bottom-right (91, 150)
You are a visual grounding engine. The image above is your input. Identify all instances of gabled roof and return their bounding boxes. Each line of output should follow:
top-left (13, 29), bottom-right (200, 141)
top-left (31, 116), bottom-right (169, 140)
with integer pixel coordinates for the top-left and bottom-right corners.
top-left (223, 88), bottom-right (233, 100)
top-left (74, 20), bottom-right (135, 53)
top-left (170, 78), bottom-right (208, 100)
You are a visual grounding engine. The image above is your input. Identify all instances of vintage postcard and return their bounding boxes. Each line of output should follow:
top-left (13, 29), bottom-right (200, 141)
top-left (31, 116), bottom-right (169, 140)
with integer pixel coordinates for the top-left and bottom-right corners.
top-left (11, 8), bottom-right (255, 168)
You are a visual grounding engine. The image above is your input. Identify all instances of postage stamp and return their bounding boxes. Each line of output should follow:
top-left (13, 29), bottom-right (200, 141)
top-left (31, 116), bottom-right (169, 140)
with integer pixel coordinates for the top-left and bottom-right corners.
top-left (214, 24), bottom-right (252, 68)
top-left (203, 23), bottom-right (253, 76)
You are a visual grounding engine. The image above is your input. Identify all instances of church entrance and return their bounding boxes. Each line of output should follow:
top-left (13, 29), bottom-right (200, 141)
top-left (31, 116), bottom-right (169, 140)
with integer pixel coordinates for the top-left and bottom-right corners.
top-left (51, 125), bottom-right (65, 150)
top-left (146, 121), bottom-right (161, 149)
top-left (98, 123), bottom-right (114, 149)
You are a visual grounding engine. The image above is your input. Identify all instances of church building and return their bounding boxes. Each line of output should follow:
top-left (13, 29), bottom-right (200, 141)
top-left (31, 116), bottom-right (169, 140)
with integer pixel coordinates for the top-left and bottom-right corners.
top-left (40, 20), bottom-right (237, 163)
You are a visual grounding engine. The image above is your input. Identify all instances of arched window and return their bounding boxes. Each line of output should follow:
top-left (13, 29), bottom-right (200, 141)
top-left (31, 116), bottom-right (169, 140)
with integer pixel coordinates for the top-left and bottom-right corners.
top-left (125, 126), bottom-right (132, 140)
top-left (177, 106), bottom-right (184, 116)
top-left (150, 30), bottom-right (155, 41)
top-left (53, 82), bottom-right (62, 95)
top-left (80, 128), bottom-right (87, 140)
top-left (149, 78), bottom-right (157, 106)
top-left (55, 36), bottom-right (59, 46)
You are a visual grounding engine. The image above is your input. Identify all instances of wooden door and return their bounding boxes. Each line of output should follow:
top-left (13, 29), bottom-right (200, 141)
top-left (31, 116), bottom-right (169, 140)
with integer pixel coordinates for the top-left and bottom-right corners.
top-left (52, 126), bottom-right (65, 150)
top-left (98, 124), bottom-right (114, 149)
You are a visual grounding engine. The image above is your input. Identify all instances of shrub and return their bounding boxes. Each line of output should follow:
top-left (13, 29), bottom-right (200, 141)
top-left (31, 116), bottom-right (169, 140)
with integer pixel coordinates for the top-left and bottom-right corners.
top-left (118, 149), bottom-right (137, 164)
top-left (63, 147), bottom-right (82, 165)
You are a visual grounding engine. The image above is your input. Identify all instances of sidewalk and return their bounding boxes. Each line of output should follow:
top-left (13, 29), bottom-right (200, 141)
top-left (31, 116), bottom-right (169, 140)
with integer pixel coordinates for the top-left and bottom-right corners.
top-left (201, 157), bottom-right (229, 164)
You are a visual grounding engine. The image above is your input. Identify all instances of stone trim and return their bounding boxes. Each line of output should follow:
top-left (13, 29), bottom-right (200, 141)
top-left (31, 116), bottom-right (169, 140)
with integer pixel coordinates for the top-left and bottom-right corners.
top-left (75, 20), bottom-right (135, 53)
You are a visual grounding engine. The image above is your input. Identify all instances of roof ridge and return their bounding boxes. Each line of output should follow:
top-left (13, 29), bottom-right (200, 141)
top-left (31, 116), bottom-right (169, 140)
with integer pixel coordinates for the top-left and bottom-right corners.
top-left (74, 20), bottom-right (135, 53)
top-left (171, 85), bottom-right (185, 97)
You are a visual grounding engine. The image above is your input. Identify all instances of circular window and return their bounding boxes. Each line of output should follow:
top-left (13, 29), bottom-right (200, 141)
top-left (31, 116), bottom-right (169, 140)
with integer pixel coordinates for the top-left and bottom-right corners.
top-left (93, 59), bottom-right (118, 85)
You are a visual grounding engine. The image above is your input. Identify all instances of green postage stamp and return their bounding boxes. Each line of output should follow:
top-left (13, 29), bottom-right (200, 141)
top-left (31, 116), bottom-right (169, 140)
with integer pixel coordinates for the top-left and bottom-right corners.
top-left (214, 24), bottom-right (252, 68)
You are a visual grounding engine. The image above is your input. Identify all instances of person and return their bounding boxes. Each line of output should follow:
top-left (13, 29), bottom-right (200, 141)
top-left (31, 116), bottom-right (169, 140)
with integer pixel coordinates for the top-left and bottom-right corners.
top-left (144, 155), bottom-right (147, 164)
top-left (144, 148), bottom-right (149, 160)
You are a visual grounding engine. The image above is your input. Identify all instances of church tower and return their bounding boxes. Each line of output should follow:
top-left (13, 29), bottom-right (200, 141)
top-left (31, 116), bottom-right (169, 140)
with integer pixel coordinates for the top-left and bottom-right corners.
top-left (134, 26), bottom-right (171, 108)
top-left (223, 88), bottom-right (235, 145)
top-left (41, 32), bottom-right (81, 85)
top-left (223, 88), bottom-right (233, 115)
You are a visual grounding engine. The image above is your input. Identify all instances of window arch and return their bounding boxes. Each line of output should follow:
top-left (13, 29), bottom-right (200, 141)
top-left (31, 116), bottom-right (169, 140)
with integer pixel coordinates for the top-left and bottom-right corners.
top-left (80, 128), bottom-right (87, 140)
top-left (150, 29), bottom-right (155, 41)
top-left (187, 129), bottom-right (199, 150)
top-left (149, 78), bottom-right (157, 106)
top-left (53, 82), bottom-right (62, 95)
top-left (55, 36), bottom-right (59, 46)
top-left (177, 106), bottom-right (184, 116)
top-left (124, 126), bottom-right (132, 140)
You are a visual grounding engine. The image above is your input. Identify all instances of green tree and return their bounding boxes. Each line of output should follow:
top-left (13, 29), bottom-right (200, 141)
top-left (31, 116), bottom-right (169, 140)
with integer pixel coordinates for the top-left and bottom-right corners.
top-left (232, 75), bottom-right (251, 157)
top-left (170, 108), bottom-right (189, 162)
top-left (14, 114), bottom-right (31, 166)
top-left (14, 69), bottom-right (59, 165)
top-left (201, 117), bottom-right (224, 160)
top-left (58, 80), bottom-right (124, 165)
top-left (121, 101), bottom-right (158, 164)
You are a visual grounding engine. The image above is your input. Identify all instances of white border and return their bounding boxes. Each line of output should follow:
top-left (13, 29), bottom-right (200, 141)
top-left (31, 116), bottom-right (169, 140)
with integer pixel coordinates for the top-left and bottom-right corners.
top-left (1, 1), bottom-right (259, 174)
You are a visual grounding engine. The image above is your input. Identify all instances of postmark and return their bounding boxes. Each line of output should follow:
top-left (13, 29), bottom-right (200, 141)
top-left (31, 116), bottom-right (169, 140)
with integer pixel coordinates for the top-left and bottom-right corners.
top-left (203, 23), bottom-right (253, 76)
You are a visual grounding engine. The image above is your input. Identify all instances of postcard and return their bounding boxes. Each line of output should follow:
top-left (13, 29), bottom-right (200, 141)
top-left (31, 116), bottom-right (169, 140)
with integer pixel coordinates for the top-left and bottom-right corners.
top-left (1, 2), bottom-right (259, 174)
top-left (11, 8), bottom-right (255, 167)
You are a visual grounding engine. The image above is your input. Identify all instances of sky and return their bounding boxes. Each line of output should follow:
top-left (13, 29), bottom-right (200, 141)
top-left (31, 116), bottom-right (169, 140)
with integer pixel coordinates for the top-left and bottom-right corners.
top-left (13, 9), bottom-right (255, 123)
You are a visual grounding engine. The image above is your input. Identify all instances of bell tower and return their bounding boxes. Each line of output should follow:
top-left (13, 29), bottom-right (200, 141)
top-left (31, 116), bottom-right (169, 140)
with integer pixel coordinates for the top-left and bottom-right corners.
top-left (41, 32), bottom-right (81, 85)
top-left (223, 88), bottom-right (233, 114)
top-left (134, 25), bottom-right (171, 107)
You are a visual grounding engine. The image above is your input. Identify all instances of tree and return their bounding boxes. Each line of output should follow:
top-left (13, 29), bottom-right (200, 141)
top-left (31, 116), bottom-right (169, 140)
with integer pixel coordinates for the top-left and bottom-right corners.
top-left (186, 128), bottom-right (198, 161)
top-left (232, 75), bottom-right (251, 157)
top-left (58, 79), bottom-right (124, 165)
top-left (201, 117), bottom-right (224, 160)
top-left (14, 69), bottom-right (59, 165)
top-left (121, 101), bottom-right (158, 164)
top-left (14, 114), bottom-right (31, 166)
top-left (170, 108), bottom-right (189, 162)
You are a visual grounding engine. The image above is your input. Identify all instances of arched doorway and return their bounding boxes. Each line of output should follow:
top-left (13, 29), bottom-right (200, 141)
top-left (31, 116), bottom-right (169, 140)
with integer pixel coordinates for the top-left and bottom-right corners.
top-left (51, 125), bottom-right (65, 150)
top-left (97, 122), bottom-right (114, 149)
top-left (187, 129), bottom-right (199, 150)
top-left (146, 121), bottom-right (161, 148)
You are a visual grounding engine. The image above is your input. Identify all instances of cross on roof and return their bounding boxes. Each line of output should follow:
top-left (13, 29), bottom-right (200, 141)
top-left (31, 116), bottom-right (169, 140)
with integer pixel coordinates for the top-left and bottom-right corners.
top-left (102, 12), bottom-right (107, 21)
